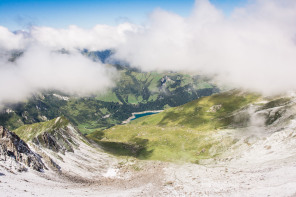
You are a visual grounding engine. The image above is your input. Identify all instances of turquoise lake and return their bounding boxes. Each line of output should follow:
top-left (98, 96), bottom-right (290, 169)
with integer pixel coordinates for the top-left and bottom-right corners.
top-left (131, 112), bottom-right (160, 121)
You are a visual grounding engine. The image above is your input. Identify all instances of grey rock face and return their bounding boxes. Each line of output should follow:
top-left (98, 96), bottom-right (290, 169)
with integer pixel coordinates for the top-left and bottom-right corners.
top-left (0, 126), bottom-right (46, 172)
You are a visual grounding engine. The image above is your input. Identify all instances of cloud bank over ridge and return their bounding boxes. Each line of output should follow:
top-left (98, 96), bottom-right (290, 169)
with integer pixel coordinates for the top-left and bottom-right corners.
top-left (115, 0), bottom-right (296, 94)
top-left (1, 0), bottom-right (296, 104)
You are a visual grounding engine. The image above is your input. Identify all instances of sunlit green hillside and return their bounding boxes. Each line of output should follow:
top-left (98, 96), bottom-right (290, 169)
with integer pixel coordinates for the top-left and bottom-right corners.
top-left (88, 90), bottom-right (260, 163)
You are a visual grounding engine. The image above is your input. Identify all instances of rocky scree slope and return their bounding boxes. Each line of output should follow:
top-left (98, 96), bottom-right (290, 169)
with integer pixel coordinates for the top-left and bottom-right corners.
top-left (10, 116), bottom-right (116, 180)
top-left (0, 116), bottom-right (166, 197)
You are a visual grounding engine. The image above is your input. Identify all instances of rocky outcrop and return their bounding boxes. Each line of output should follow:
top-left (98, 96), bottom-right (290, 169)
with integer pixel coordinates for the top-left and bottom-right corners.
top-left (207, 104), bottom-right (222, 112)
top-left (14, 117), bottom-right (79, 155)
top-left (33, 132), bottom-right (62, 153)
top-left (0, 126), bottom-right (46, 172)
top-left (32, 128), bottom-right (76, 154)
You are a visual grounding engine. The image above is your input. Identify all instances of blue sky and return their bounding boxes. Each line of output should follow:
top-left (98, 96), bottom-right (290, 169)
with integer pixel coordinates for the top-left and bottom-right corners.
top-left (0, 0), bottom-right (247, 31)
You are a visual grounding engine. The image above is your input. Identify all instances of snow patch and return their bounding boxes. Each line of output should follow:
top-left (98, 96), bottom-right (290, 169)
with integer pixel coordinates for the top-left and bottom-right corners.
top-left (53, 94), bottom-right (69, 101)
top-left (103, 114), bottom-right (110, 119)
top-left (5, 108), bottom-right (14, 113)
top-left (103, 168), bottom-right (119, 178)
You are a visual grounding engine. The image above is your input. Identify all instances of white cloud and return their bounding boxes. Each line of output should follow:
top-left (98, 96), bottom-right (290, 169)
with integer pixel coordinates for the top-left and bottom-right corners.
top-left (1, 0), bottom-right (296, 103)
top-left (0, 26), bottom-right (27, 50)
top-left (30, 23), bottom-right (137, 51)
top-left (0, 23), bottom-right (135, 104)
top-left (114, 0), bottom-right (296, 95)
top-left (0, 46), bottom-right (117, 104)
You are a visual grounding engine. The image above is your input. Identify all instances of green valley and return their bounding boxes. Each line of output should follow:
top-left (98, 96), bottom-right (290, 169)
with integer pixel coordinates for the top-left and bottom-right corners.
top-left (0, 64), bottom-right (219, 134)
